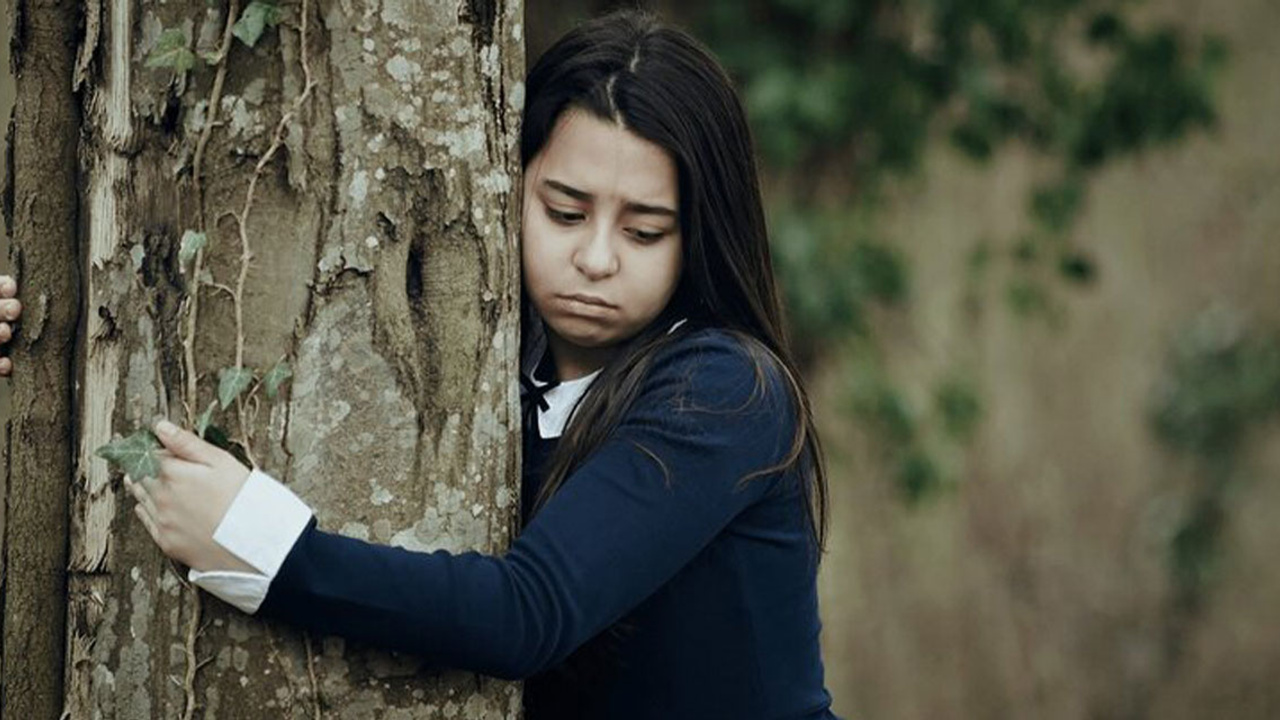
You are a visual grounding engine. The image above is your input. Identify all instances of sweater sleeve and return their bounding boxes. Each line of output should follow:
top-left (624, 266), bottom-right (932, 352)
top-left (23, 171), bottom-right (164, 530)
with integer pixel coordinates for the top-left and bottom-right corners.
top-left (255, 329), bottom-right (798, 679)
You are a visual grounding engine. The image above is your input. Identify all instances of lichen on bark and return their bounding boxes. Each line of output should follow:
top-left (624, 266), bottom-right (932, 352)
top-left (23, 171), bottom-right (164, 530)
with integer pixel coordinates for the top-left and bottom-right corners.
top-left (56, 0), bottom-right (526, 717)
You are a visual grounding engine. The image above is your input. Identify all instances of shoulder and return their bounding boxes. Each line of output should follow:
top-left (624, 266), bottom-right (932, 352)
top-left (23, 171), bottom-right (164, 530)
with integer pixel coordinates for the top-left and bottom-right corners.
top-left (643, 327), bottom-right (795, 419)
top-left (613, 327), bottom-right (802, 490)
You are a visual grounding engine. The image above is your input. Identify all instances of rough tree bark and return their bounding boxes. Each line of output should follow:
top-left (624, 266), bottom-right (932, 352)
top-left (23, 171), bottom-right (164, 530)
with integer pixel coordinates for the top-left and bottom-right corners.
top-left (0, 1), bottom-right (82, 718)
top-left (4, 0), bottom-right (527, 717)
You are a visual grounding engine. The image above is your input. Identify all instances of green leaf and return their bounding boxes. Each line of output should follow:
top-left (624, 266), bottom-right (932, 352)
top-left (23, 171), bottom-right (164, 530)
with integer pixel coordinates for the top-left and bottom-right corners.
top-left (218, 366), bottom-right (256, 408)
top-left (95, 430), bottom-right (162, 480)
top-left (1030, 178), bottom-right (1084, 233)
top-left (1087, 13), bottom-right (1126, 45)
top-left (1058, 252), bottom-right (1097, 284)
top-left (1007, 278), bottom-right (1049, 317)
top-left (935, 378), bottom-right (982, 442)
top-left (178, 230), bottom-right (207, 270)
top-left (146, 28), bottom-right (196, 73)
top-left (895, 448), bottom-right (943, 505)
top-left (203, 424), bottom-right (253, 468)
top-left (233, 1), bottom-right (282, 48)
top-left (263, 360), bottom-right (293, 400)
top-left (196, 400), bottom-right (218, 438)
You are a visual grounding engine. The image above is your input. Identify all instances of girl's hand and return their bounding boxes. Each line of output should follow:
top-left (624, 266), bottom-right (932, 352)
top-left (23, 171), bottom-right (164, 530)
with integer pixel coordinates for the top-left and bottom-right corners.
top-left (125, 420), bottom-right (258, 574)
top-left (0, 274), bottom-right (22, 376)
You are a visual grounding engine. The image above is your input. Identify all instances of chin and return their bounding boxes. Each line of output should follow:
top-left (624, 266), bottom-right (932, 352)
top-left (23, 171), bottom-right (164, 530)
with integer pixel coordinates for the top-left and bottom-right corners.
top-left (553, 328), bottom-right (618, 349)
top-left (546, 317), bottom-right (625, 348)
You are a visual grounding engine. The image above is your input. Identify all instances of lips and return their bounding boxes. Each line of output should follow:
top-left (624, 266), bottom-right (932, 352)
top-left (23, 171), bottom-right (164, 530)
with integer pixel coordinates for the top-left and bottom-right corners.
top-left (559, 293), bottom-right (616, 309)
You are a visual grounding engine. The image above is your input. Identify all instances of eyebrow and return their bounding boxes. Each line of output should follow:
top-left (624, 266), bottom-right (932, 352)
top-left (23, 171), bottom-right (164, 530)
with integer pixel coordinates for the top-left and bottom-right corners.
top-left (542, 179), bottom-right (678, 219)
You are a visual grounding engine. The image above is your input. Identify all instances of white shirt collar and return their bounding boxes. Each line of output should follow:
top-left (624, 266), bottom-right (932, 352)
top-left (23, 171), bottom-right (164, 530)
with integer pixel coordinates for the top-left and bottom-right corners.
top-left (529, 318), bottom-right (688, 439)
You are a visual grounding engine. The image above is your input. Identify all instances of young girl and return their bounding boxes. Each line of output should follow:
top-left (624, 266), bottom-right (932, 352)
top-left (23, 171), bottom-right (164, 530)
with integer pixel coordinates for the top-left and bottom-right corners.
top-left (3, 10), bottom-right (840, 719)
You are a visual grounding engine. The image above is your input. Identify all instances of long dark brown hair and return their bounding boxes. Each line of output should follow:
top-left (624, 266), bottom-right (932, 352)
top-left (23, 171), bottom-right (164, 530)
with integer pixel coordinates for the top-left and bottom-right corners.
top-left (520, 10), bottom-right (829, 555)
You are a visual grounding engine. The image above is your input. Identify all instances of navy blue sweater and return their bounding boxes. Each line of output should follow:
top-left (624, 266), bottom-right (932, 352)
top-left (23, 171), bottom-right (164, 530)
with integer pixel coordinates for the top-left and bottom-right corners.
top-left (258, 328), bottom-right (839, 719)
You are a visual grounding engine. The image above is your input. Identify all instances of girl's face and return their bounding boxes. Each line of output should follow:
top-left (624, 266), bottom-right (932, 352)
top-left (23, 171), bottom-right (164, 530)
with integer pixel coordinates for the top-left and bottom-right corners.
top-left (522, 109), bottom-right (684, 360)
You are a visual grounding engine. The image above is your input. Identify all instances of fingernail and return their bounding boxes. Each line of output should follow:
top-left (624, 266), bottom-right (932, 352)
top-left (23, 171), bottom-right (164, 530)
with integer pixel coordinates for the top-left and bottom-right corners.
top-left (156, 419), bottom-right (178, 438)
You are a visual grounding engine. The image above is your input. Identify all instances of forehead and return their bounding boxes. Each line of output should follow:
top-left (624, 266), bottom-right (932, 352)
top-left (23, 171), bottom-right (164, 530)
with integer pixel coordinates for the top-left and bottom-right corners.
top-left (531, 109), bottom-right (678, 204)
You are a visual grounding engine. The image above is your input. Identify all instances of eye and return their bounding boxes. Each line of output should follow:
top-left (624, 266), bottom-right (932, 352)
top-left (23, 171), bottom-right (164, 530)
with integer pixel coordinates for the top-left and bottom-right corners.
top-left (628, 228), bottom-right (668, 244)
top-left (545, 207), bottom-right (585, 224)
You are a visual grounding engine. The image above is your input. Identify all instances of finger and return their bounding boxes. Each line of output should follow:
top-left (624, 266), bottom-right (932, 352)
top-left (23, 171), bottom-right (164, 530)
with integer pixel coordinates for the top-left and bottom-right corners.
top-left (0, 322), bottom-right (10, 342)
top-left (125, 476), bottom-right (160, 519)
top-left (156, 454), bottom-right (210, 486)
top-left (131, 471), bottom-right (158, 493)
top-left (134, 502), bottom-right (163, 547)
top-left (0, 276), bottom-right (15, 299)
top-left (153, 419), bottom-right (220, 466)
top-left (0, 298), bottom-right (19, 322)
top-left (0, 358), bottom-right (10, 376)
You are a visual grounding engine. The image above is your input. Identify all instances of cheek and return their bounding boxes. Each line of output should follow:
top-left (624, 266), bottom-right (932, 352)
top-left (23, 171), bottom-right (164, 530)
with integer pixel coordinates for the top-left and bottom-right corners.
top-left (521, 222), bottom-right (558, 291)
top-left (659, 243), bottom-right (684, 293)
top-left (630, 245), bottom-right (683, 308)
top-left (521, 243), bottom-right (543, 292)
top-left (519, 187), bottom-right (543, 267)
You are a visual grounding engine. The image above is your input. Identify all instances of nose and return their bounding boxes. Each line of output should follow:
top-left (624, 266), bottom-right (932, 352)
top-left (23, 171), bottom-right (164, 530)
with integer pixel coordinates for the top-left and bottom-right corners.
top-left (572, 220), bottom-right (619, 280)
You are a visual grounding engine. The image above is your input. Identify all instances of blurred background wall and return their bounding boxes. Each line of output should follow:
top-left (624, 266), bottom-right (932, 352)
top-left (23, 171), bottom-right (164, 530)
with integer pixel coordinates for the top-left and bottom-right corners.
top-left (808, 3), bottom-right (1280, 717)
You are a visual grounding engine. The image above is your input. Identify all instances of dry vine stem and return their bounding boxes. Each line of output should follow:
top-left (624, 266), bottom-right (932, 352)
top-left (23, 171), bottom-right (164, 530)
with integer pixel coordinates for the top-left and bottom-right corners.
top-left (185, 0), bottom-right (240, 428)
top-left (227, 0), bottom-right (317, 465)
top-left (173, 0), bottom-right (317, 717)
top-left (177, 3), bottom-right (240, 715)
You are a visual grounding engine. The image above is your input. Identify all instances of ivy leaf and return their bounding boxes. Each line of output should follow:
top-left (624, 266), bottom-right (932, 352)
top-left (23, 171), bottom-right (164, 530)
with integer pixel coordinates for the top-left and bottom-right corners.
top-left (146, 28), bottom-right (196, 73)
top-left (1058, 252), bottom-right (1097, 284)
top-left (263, 360), bottom-right (293, 400)
top-left (196, 400), bottom-right (218, 438)
top-left (95, 430), bottom-right (162, 480)
top-left (204, 423), bottom-right (232, 452)
top-left (233, 1), bottom-right (282, 48)
top-left (178, 230), bottom-right (208, 272)
top-left (218, 366), bottom-right (256, 408)
top-left (203, 425), bottom-right (253, 469)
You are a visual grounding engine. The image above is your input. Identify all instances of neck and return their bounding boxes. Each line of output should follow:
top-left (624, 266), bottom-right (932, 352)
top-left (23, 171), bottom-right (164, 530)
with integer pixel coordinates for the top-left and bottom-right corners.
top-left (545, 331), bottom-right (616, 382)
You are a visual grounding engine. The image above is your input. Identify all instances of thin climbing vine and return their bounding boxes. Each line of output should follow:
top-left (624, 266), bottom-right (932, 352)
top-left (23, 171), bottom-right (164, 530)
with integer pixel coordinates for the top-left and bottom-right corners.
top-left (91, 0), bottom-right (321, 716)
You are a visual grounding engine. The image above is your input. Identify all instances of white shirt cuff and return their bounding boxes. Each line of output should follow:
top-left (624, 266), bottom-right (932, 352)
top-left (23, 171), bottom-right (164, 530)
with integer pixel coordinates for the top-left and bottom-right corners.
top-left (212, 467), bottom-right (314, 576)
top-left (187, 467), bottom-right (314, 614)
top-left (187, 569), bottom-right (273, 614)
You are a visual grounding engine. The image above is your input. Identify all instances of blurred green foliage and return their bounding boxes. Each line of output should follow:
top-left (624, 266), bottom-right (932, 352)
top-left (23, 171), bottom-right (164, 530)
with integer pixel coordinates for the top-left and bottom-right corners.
top-left (1151, 309), bottom-right (1280, 613)
top-left (846, 350), bottom-right (937, 502)
top-left (699, 0), bottom-right (1224, 182)
top-left (768, 206), bottom-right (906, 362)
top-left (686, 0), bottom-right (1224, 501)
top-left (689, 0), bottom-right (1225, 336)
top-left (845, 349), bottom-right (983, 503)
top-left (935, 376), bottom-right (982, 442)
top-left (1153, 313), bottom-right (1280, 459)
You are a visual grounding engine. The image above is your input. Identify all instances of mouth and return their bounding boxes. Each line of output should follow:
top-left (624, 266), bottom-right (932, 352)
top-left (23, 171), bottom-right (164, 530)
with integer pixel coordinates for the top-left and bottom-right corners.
top-left (559, 293), bottom-right (616, 309)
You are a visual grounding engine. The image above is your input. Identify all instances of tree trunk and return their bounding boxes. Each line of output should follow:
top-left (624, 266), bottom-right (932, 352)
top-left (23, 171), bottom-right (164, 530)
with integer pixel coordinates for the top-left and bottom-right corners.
top-left (6, 0), bottom-right (527, 717)
top-left (0, 0), bottom-right (82, 718)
